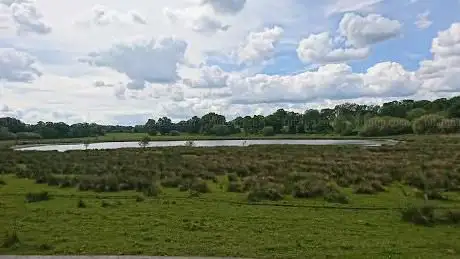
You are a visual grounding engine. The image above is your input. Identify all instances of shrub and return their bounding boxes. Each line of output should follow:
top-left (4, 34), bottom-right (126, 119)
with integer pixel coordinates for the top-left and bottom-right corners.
top-left (324, 191), bottom-right (350, 204)
top-left (262, 126), bottom-right (275, 136)
top-left (359, 117), bottom-right (412, 137)
top-left (169, 130), bottom-right (180, 136)
top-left (247, 182), bottom-right (284, 202)
top-left (190, 179), bottom-right (210, 193)
top-left (15, 132), bottom-right (43, 140)
top-left (437, 118), bottom-right (460, 134)
top-left (227, 181), bottom-right (243, 193)
top-left (25, 191), bottom-right (50, 203)
top-left (292, 179), bottom-right (340, 198)
top-left (0, 178), bottom-right (5, 185)
top-left (353, 182), bottom-right (379, 194)
top-left (135, 195), bottom-right (145, 202)
top-left (210, 125), bottom-right (230, 136)
top-left (412, 114), bottom-right (444, 134)
top-left (101, 200), bottom-right (112, 207)
top-left (143, 183), bottom-right (161, 197)
top-left (2, 231), bottom-right (20, 248)
top-left (227, 173), bottom-right (238, 182)
top-left (77, 199), bottom-right (86, 208)
top-left (443, 210), bottom-right (460, 224)
top-left (401, 204), bottom-right (435, 226)
top-left (160, 177), bottom-right (183, 188)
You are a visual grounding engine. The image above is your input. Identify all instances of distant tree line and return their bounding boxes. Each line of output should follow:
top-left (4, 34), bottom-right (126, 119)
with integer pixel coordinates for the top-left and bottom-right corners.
top-left (1, 96), bottom-right (460, 140)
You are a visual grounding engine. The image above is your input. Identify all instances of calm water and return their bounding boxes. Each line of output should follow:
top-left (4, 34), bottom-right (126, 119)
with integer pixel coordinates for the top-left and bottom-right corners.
top-left (14, 139), bottom-right (395, 152)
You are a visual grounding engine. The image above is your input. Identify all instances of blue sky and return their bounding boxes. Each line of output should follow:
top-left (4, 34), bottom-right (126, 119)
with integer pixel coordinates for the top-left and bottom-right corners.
top-left (1, 0), bottom-right (460, 125)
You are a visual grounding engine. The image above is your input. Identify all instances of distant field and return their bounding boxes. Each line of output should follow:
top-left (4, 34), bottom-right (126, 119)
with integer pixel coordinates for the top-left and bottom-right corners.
top-left (1, 135), bottom-right (460, 258)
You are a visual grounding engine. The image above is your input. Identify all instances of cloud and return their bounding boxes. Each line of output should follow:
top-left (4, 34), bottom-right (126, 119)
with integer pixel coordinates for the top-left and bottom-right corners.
top-left (75, 4), bottom-right (147, 27)
top-left (297, 32), bottom-right (370, 64)
top-left (417, 23), bottom-right (460, 92)
top-left (164, 6), bottom-right (229, 35)
top-left (236, 25), bottom-right (284, 65)
top-left (200, 0), bottom-right (246, 15)
top-left (326, 0), bottom-right (383, 16)
top-left (229, 62), bottom-right (418, 104)
top-left (80, 37), bottom-right (188, 88)
top-left (0, 47), bottom-right (41, 82)
top-left (415, 10), bottom-right (432, 29)
top-left (338, 12), bottom-right (402, 48)
top-left (183, 65), bottom-right (229, 88)
top-left (0, 0), bottom-right (51, 35)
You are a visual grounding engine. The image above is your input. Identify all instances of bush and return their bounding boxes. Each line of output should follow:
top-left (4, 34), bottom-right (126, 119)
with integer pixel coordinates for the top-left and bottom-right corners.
top-left (324, 191), bottom-right (350, 204)
top-left (401, 204), bottom-right (435, 226)
top-left (25, 191), bottom-right (50, 203)
top-left (135, 195), bottom-right (145, 202)
top-left (359, 117), bottom-right (412, 137)
top-left (227, 173), bottom-right (238, 182)
top-left (353, 183), bottom-right (377, 194)
top-left (437, 118), bottom-right (460, 134)
top-left (15, 132), bottom-right (43, 140)
top-left (227, 181), bottom-right (243, 193)
top-left (2, 231), bottom-right (20, 248)
top-left (160, 177), bottom-right (183, 188)
top-left (262, 126), bottom-right (275, 136)
top-left (443, 210), bottom-right (460, 224)
top-left (210, 125), bottom-right (231, 136)
top-left (292, 179), bottom-right (341, 199)
top-left (169, 130), bottom-right (180, 136)
top-left (142, 183), bottom-right (161, 197)
top-left (412, 114), bottom-right (444, 134)
top-left (247, 182), bottom-right (284, 202)
top-left (147, 130), bottom-right (157, 136)
top-left (77, 199), bottom-right (86, 208)
top-left (190, 179), bottom-right (210, 193)
top-left (0, 178), bottom-right (5, 185)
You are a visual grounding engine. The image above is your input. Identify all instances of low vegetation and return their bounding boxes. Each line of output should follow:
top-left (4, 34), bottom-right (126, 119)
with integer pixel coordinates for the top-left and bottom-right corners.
top-left (0, 135), bottom-right (459, 258)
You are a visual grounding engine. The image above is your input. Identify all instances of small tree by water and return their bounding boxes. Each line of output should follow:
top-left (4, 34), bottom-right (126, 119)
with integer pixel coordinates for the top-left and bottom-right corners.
top-left (139, 136), bottom-right (151, 149)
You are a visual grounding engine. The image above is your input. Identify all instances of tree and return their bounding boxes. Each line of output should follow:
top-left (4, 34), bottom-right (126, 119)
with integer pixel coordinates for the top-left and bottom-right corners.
top-left (412, 115), bottom-right (444, 134)
top-left (138, 136), bottom-right (151, 148)
top-left (359, 117), bottom-right (412, 137)
top-left (447, 101), bottom-right (460, 118)
top-left (262, 126), bottom-right (275, 136)
top-left (406, 108), bottom-right (427, 121)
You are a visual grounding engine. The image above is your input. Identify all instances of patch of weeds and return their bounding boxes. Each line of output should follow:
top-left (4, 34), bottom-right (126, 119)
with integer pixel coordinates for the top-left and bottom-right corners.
top-left (77, 199), bottom-right (86, 208)
top-left (0, 178), bottom-right (6, 185)
top-left (101, 200), bottom-right (114, 208)
top-left (353, 182), bottom-right (378, 195)
top-left (247, 182), bottom-right (284, 202)
top-left (142, 183), bottom-right (162, 197)
top-left (324, 190), bottom-right (350, 204)
top-left (439, 210), bottom-right (460, 224)
top-left (38, 243), bottom-right (53, 251)
top-left (227, 181), bottom-right (243, 193)
top-left (190, 179), bottom-right (210, 193)
top-left (227, 173), bottom-right (239, 182)
top-left (401, 204), bottom-right (435, 226)
top-left (25, 191), bottom-right (50, 203)
top-left (135, 195), bottom-right (145, 202)
top-left (2, 231), bottom-right (20, 248)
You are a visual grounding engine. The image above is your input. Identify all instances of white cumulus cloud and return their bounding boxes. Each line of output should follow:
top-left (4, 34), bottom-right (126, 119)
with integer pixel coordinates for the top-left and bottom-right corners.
top-left (236, 25), bottom-right (284, 65)
top-left (0, 48), bottom-right (41, 82)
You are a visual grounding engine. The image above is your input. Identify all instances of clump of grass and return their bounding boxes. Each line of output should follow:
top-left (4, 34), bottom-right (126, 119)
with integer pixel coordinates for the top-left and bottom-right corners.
top-left (24, 191), bottom-right (50, 203)
top-left (77, 199), bottom-right (86, 208)
top-left (142, 183), bottom-right (162, 197)
top-left (0, 178), bottom-right (6, 185)
top-left (101, 200), bottom-right (113, 207)
top-left (38, 243), bottom-right (53, 251)
top-left (227, 173), bottom-right (239, 182)
top-left (160, 176), bottom-right (183, 188)
top-left (247, 182), bottom-right (284, 202)
top-left (2, 231), bottom-right (20, 248)
top-left (353, 182), bottom-right (378, 195)
top-left (324, 190), bottom-right (350, 204)
top-left (135, 195), bottom-right (145, 202)
top-left (227, 181), bottom-right (243, 193)
top-left (401, 204), bottom-right (435, 226)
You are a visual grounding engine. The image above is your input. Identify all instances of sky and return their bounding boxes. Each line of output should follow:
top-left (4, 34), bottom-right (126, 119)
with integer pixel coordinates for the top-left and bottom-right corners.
top-left (1, 0), bottom-right (460, 125)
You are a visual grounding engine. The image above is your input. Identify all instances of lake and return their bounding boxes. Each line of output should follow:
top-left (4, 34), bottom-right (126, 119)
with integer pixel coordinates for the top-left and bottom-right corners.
top-left (14, 139), bottom-right (396, 152)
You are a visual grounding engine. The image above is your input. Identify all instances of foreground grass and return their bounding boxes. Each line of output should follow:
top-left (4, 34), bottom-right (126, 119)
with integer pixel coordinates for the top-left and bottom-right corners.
top-left (1, 176), bottom-right (460, 258)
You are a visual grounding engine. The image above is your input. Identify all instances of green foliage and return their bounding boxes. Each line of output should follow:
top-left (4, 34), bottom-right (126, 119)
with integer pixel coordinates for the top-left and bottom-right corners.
top-left (15, 132), bottom-right (42, 140)
top-left (138, 136), bottom-right (151, 148)
top-left (210, 125), bottom-right (231, 136)
top-left (247, 183), bottom-right (284, 202)
top-left (2, 231), bottom-right (19, 248)
top-left (447, 101), bottom-right (460, 118)
top-left (0, 127), bottom-right (16, 140)
top-left (359, 117), bottom-right (412, 137)
top-left (169, 130), bottom-right (180, 136)
top-left (77, 199), bottom-right (86, 208)
top-left (262, 126), bottom-right (275, 136)
top-left (406, 108), bottom-right (426, 121)
top-left (25, 191), bottom-right (50, 203)
top-left (412, 114), bottom-right (444, 134)
top-left (227, 181), bottom-right (243, 192)
top-left (401, 204), bottom-right (435, 226)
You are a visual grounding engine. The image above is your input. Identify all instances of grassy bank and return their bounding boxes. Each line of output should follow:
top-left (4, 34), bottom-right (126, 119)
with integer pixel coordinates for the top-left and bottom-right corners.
top-left (1, 135), bottom-right (460, 258)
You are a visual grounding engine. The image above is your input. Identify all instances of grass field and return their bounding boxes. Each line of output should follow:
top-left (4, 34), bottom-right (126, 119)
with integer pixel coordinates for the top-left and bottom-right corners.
top-left (1, 135), bottom-right (460, 258)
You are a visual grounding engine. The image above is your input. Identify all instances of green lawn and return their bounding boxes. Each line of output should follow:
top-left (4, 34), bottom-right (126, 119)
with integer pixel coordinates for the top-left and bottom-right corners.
top-left (1, 176), bottom-right (459, 258)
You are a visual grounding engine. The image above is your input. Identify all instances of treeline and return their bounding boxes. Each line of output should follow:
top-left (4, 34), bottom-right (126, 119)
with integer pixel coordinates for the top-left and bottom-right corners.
top-left (1, 96), bottom-right (460, 140)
